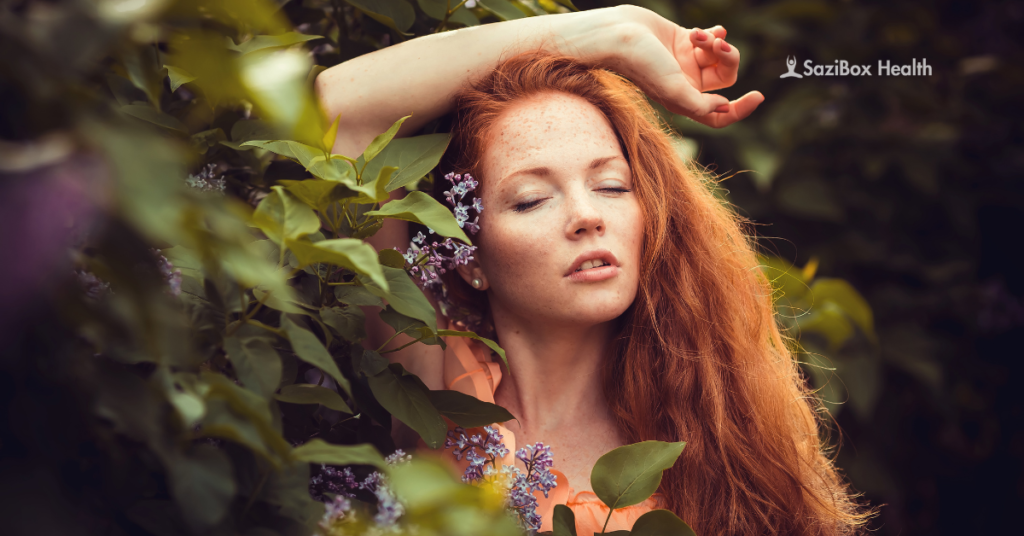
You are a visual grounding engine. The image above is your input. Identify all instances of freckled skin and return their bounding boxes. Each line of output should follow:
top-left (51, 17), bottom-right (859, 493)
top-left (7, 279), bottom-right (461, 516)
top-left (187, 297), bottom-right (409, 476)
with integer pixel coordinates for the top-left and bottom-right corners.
top-left (473, 91), bottom-right (644, 328)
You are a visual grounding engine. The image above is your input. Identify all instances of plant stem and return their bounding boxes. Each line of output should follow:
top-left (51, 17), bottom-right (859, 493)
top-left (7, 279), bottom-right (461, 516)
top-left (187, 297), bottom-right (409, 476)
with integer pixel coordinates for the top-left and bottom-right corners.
top-left (601, 508), bottom-right (614, 534)
top-left (376, 326), bottom-right (413, 353)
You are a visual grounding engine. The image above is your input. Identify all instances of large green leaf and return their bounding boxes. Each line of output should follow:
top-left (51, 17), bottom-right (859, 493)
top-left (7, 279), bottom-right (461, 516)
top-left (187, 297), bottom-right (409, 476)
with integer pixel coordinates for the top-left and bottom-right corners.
top-left (426, 389), bottom-right (515, 428)
top-left (363, 115), bottom-right (410, 163)
top-left (417, 0), bottom-right (479, 26)
top-left (279, 179), bottom-right (357, 212)
top-left (353, 165), bottom-right (398, 204)
top-left (551, 504), bottom-right (577, 536)
top-left (335, 284), bottom-right (384, 307)
top-left (229, 32), bottom-right (321, 55)
top-left (359, 133), bottom-right (451, 191)
top-left (224, 336), bottom-right (282, 399)
top-left (358, 265), bottom-right (437, 331)
top-left (810, 278), bottom-right (876, 343)
top-left (437, 329), bottom-right (508, 370)
top-left (630, 509), bottom-right (697, 536)
top-left (164, 65), bottom-right (197, 92)
top-left (252, 186), bottom-right (322, 245)
top-left (799, 302), bottom-right (855, 352)
top-left (285, 238), bottom-right (388, 291)
top-left (477, 0), bottom-right (526, 20)
top-left (321, 305), bottom-right (367, 342)
top-left (344, 0), bottom-right (415, 33)
top-left (292, 438), bottom-right (387, 468)
top-left (280, 316), bottom-right (351, 396)
top-left (365, 191), bottom-right (471, 244)
top-left (590, 441), bottom-right (687, 511)
top-left (168, 446), bottom-right (237, 533)
top-left (275, 383), bottom-right (351, 413)
top-left (121, 104), bottom-right (187, 132)
top-left (367, 363), bottom-right (447, 448)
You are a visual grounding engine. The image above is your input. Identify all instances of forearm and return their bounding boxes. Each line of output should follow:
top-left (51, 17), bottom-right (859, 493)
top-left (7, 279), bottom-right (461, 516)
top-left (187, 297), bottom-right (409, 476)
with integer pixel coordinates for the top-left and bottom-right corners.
top-left (314, 9), bottom-right (616, 158)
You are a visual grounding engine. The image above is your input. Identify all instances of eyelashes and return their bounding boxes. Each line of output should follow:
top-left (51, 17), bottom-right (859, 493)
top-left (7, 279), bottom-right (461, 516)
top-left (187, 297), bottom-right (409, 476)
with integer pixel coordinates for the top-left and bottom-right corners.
top-left (510, 187), bottom-right (632, 213)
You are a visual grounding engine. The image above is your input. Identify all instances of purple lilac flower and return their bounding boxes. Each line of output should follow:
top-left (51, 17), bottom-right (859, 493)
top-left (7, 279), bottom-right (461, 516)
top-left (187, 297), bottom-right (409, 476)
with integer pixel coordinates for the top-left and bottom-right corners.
top-left (76, 269), bottom-right (110, 300)
top-left (404, 172), bottom-right (483, 289)
top-left (310, 454), bottom-right (410, 531)
top-left (186, 163), bottom-right (226, 193)
top-left (385, 449), bottom-right (412, 466)
top-left (320, 494), bottom-right (352, 528)
top-left (442, 426), bottom-right (557, 532)
top-left (153, 249), bottom-right (182, 296)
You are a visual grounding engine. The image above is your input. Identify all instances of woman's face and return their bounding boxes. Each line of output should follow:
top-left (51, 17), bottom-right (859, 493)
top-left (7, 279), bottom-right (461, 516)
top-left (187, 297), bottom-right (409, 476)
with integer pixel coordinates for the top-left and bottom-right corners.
top-left (471, 91), bottom-right (644, 327)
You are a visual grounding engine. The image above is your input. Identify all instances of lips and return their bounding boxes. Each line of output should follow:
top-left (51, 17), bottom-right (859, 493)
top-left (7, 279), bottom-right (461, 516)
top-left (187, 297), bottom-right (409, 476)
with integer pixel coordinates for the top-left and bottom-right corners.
top-left (565, 249), bottom-right (620, 277)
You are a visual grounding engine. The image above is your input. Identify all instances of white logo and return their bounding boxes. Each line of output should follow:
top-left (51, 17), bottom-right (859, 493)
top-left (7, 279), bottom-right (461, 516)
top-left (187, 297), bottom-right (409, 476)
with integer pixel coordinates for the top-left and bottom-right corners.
top-left (780, 56), bottom-right (803, 78)
top-left (781, 57), bottom-right (932, 78)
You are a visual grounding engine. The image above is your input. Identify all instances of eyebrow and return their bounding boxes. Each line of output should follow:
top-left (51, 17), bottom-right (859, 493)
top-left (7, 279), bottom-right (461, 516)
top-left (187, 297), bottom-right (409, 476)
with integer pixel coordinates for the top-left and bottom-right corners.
top-left (499, 155), bottom-right (625, 184)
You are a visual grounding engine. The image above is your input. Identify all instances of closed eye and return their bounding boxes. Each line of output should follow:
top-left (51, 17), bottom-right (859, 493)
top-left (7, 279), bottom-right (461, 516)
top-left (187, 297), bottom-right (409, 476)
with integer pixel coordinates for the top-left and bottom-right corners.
top-left (599, 187), bottom-right (632, 194)
top-left (512, 199), bottom-right (545, 213)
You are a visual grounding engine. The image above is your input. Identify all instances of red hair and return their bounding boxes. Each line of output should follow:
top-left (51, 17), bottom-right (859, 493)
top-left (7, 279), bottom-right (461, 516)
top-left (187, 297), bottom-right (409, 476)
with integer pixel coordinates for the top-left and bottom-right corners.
top-left (433, 50), bottom-right (873, 535)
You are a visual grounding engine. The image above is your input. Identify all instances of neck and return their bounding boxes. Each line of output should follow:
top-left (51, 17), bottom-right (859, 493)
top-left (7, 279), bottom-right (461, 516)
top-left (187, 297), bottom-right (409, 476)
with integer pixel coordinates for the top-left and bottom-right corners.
top-left (489, 308), bottom-right (617, 438)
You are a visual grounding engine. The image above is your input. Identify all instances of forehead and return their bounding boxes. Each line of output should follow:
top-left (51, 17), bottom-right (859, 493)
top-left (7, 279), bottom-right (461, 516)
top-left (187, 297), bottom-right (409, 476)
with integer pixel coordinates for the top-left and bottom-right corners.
top-left (480, 91), bottom-right (623, 185)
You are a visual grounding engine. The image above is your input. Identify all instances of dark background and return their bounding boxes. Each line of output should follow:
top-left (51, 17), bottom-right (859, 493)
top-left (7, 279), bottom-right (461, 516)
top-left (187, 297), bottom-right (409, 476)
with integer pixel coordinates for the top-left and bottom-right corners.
top-left (575, 0), bottom-right (1024, 533)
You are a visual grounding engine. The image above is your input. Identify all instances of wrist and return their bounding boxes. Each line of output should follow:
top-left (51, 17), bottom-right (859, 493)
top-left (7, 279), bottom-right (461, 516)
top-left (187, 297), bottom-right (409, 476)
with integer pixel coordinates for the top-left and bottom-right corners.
top-left (549, 6), bottom-right (644, 66)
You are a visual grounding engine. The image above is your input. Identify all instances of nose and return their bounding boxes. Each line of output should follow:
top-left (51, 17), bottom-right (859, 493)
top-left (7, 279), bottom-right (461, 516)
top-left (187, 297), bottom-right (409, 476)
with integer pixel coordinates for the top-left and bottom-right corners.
top-left (564, 191), bottom-right (605, 239)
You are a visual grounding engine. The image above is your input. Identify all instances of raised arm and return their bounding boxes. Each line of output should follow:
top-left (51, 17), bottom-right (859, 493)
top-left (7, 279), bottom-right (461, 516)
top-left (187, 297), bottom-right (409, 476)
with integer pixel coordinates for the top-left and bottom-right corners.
top-left (314, 5), bottom-right (765, 160)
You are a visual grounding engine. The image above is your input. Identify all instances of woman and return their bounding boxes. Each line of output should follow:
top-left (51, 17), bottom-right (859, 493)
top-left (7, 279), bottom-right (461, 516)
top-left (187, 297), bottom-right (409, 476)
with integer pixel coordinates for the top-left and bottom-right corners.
top-left (316, 5), bottom-right (870, 535)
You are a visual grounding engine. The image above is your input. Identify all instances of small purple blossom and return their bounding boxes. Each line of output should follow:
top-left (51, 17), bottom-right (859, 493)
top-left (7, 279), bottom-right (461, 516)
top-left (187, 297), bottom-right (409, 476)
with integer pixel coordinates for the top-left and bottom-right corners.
top-left (153, 249), bottom-right (182, 296)
top-left (186, 163), bottom-right (225, 193)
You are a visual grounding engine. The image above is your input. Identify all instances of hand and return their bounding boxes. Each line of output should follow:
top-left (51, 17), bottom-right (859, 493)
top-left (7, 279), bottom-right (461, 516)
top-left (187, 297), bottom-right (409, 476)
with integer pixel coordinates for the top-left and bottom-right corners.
top-left (577, 5), bottom-right (764, 128)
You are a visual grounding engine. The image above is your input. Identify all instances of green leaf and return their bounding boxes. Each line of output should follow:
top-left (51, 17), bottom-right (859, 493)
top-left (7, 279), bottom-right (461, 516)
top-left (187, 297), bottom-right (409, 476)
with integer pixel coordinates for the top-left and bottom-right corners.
top-left (365, 191), bottom-right (471, 244)
top-left (799, 302), bottom-right (855, 352)
top-left (379, 248), bottom-right (407, 269)
top-left (353, 165), bottom-right (398, 204)
top-left (551, 0), bottom-right (578, 11)
top-left (275, 384), bottom-right (351, 413)
top-left (120, 104), bottom-right (187, 132)
top-left (321, 305), bottom-right (367, 342)
top-left (380, 305), bottom-right (427, 334)
top-left (286, 238), bottom-right (388, 291)
top-left (164, 65), bottom-right (197, 92)
top-left (335, 285), bottom-right (384, 307)
top-left (364, 115), bottom-right (411, 163)
top-left (168, 446), bottom-right (237, 533)
top-left (190, 128), bottom-right (227, 154)
top-left (590, 440), bottom-right (687, 511)
top-left (281, 316), bottom-right (351, 396)
top-left (122, 45), bottom-right (164, 107)
top-left (630, 509), bottom-right (696, 536)
top-left (279, 178), bottom-right (357, 212)
top-left (252, 186), bottom-right (322, 245)
top-left (477, 0), bottom-right (526, 20)
top-left (358, 349), bottom-right (391, 377)
top-left (241, 139), bottom-right (338, 180)
top-left (437, 329), bottom-right (507, 370)
top-left (230, 32), bottom-right (321, 56)
top-left (292, 438), bottom-right (387, 468)
top-left (225, 336), bottom-right (282, 399)
top-left (759, 255), bottom-right (811, 309)
top-left (360, 133), bottom-right (451, 192)
top-left (426, 389), bottom-right (515, 428)
top-left (323, 113), bottom-right (341, 152)
top-left (231, 120), bottom-right (280, 145)
top-left (344, 0), bottom-right (416, 33)
top-left (358, 266), bottom-right (437, 332)
top-left (810, 278), bottom-right (876, 343)
top-left (551, 504), bottom-right (577, 536)
top-left (367, 363), bottom-right (447, 448)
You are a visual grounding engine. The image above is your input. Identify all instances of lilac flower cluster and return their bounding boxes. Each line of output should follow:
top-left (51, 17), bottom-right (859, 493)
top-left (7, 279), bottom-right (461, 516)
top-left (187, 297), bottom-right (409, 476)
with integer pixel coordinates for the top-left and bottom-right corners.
top-left (404, 172), bottom-right (482, 288)
top-left (153, 249), bottom-right (182, 296)
top-left (76, 270), bottom-right (110, 300)
top-left (444, 426), bottom-right (510, 483)
top-left (443, 427), bottom-right (558, 533)
top-left (186, 163), bottom-right (226, 193)
top-left (310, 449), bottom-right (411, 532)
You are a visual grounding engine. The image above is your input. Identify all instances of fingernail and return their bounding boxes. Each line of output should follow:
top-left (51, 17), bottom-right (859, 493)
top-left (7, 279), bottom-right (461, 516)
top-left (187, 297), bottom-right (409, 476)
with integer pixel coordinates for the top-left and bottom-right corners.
top-left (715, 104), bottom-right (730, 113)
top-left (720, 40), bottom-right (732, 52)
top-left (695, 30), bottom-right (707, 41)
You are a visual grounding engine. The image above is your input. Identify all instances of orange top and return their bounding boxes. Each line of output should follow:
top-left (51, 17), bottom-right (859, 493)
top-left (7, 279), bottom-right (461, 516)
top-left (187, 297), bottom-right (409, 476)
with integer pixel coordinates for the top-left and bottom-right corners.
top-left (421, 320), bottom-right (666, 533)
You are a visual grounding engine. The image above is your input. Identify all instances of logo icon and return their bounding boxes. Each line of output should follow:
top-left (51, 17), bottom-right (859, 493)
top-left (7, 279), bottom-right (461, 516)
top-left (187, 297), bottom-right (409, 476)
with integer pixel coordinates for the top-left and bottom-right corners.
top-left (780, 56), bottom-right (803, 79)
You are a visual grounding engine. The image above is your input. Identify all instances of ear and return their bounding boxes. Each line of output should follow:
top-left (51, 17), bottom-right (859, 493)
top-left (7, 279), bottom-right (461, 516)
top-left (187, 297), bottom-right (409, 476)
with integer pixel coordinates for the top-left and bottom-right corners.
top-left (455, 258), bottom-right (488, 291)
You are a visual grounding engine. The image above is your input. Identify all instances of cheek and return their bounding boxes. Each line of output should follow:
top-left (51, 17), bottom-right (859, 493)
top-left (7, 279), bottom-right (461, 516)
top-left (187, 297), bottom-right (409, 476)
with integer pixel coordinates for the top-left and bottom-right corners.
top-left (477, 214), bottom-right (557, 285)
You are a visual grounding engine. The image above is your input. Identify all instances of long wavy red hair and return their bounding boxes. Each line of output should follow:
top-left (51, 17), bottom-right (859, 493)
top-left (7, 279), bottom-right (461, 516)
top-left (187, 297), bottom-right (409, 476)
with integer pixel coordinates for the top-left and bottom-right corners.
top-left (432, 50), bottom-right (872, 535)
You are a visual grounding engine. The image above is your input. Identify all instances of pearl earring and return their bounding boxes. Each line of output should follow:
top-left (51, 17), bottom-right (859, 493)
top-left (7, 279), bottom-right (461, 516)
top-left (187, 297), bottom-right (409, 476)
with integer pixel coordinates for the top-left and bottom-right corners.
top-left (472, 278), bottom-right (482, 289)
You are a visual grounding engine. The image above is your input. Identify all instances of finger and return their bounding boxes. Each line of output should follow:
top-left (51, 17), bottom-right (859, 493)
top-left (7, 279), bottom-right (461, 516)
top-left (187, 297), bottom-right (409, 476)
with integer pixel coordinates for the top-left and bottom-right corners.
top-left (700, 37), bottom-right (741, 90)
top-left (706, 25), bottom-right (727, 39)
top-left (691, 91), bottom-right (765, 129)
top-left (689, 28), bottom-right (719, 69)
top-left (659, 73), bottom-right (732, 118)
